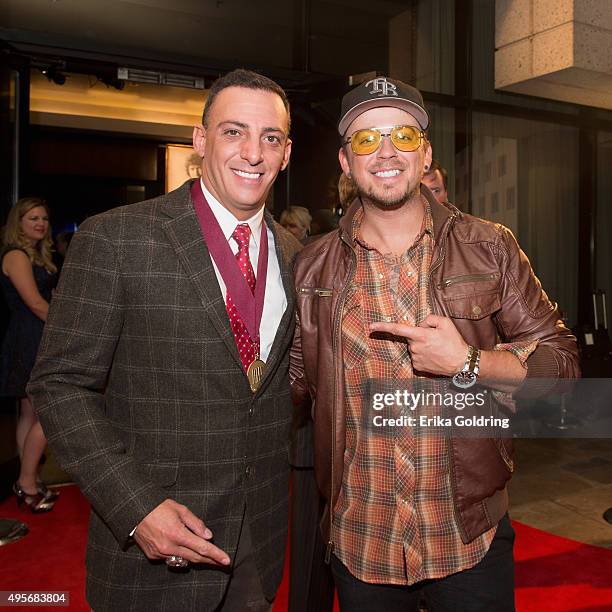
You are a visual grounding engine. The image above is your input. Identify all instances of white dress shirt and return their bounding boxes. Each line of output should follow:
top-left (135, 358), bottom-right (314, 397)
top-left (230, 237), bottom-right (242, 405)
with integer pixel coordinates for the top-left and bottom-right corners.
top-left (201, 179), bottom-right (287, 362)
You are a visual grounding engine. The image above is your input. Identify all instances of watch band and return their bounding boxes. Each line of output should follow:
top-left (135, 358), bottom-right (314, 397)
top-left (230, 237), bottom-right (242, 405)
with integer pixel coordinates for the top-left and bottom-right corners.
top-left (452, 345), bottom-right (481, 389)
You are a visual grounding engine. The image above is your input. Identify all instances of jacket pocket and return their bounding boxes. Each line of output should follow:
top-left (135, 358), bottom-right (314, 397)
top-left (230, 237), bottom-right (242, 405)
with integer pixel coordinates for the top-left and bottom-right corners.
top-left (141, 460), bottom-right (179, 488)
top-left (442, 291), bottom-right (501, 320)
top-left (439, 272), bottom-right (500, 289)
top-left (298, 286), bottom-right (333, 297)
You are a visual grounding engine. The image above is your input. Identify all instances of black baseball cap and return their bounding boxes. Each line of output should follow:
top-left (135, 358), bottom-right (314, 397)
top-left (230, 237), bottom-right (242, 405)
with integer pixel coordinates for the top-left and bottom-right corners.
top-left (338, 76), bottom-right (429, 135)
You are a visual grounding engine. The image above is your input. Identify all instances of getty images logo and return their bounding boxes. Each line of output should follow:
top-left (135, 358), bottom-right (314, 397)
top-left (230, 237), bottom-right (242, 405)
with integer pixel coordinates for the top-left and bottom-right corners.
top-left (365, 77), bottom-right (398, 97)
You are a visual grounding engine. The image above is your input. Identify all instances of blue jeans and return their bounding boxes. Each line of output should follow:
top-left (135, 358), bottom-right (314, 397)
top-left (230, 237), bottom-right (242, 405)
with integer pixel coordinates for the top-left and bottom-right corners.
top-left (331, 514), bottom-right (515, 612)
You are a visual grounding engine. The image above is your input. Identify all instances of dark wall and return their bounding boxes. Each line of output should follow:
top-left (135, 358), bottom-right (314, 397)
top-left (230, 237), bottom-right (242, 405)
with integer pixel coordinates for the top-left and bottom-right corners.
top-left (286, 98), bottom-right (343, 215)
top-left (27, 129), bottom-right (165, 229)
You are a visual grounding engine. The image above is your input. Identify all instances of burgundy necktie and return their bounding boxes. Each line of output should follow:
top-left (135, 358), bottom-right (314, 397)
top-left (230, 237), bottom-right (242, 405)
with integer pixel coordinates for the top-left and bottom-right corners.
top-left (227, 224), bottom-right (257, 371)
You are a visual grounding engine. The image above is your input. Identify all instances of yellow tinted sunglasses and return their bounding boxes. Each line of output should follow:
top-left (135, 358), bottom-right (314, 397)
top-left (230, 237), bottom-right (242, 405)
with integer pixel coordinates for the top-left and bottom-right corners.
top-left (345, 125), bottom-right (425, 155)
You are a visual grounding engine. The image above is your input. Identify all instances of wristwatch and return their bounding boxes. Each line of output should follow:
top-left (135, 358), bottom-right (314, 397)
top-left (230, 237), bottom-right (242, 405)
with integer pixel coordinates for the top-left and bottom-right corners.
top-left (452, 345), bottom-right (481, 389)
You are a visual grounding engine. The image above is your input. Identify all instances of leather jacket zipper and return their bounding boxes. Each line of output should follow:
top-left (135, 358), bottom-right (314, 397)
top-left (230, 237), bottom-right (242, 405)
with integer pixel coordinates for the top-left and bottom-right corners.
top-left (428, 215), bottom-right (455, 309)
top-left (428, 213), bottom-right (470, 543)
top-left (439, 272), bottom-right (499, 288)
top-left (325, 245), bottom-right (357, 564)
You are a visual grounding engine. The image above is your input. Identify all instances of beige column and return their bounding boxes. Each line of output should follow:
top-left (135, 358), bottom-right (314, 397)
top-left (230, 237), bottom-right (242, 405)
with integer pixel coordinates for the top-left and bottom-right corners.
top-left (494, 0), bottom-right (612, 109)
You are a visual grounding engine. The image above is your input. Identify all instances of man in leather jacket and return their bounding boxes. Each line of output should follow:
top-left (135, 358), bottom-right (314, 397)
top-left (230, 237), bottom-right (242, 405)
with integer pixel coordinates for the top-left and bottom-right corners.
top-left (290, 77), bottom-right (579, 611)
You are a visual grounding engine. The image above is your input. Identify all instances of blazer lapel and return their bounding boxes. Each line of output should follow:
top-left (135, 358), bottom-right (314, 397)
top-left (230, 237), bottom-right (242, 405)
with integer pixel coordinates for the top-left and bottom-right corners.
top-left (161, 182), bottom-right (243, 371)
top-left (254, 213), bottom-right (297, 395)
top-left (160, 183), bottom-right (297, 390)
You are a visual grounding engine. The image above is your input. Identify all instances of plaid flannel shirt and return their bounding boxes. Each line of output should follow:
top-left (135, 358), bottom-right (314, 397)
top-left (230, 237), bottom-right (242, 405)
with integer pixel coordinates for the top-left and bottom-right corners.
top-left (332, 203), bottom-right (534, 585)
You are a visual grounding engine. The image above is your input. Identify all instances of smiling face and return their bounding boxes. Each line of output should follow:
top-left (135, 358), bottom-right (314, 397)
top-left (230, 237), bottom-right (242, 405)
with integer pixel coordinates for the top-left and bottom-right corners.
top-left (339, 106), bottom-right (431, 210)
top-left (20, 206), bottom-right (50, 245)
top-left (193, 86), bottom-right (292, 220)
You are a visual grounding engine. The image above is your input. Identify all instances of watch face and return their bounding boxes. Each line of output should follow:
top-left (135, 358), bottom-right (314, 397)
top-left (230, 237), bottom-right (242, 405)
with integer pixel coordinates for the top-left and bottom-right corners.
top-left (452, 371), bottom-right (477, 389)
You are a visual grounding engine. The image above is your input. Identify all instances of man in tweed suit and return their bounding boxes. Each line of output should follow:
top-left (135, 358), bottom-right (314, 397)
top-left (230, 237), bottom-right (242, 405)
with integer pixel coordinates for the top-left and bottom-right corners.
top-left (28, 69), bottom-right (301, 611)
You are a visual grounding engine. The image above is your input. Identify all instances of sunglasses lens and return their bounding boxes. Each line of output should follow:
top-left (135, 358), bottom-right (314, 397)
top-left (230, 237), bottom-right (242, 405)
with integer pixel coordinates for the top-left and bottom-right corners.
top-left (348, 126), bottom-right (423, 154)
top-left (391, 126), bottom-right (421, 151)
top-left (351, 129), bottom-right (381, 155)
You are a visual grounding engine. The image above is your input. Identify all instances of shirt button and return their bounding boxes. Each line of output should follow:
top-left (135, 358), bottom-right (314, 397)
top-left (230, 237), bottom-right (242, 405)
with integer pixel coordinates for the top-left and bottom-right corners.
top-left (378, 273), bottom-right (384, 279)
top-left (472, 305), bottom-right (482, 316)
top-left (402, 314), bottom-right (408, 321)
top-left (406, 271), bottom-right (414, 277)
top-left (385, 316), bottom-right (392, 322)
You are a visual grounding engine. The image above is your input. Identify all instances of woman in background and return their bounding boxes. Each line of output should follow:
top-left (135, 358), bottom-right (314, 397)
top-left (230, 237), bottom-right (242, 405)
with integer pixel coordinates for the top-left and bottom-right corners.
top-left (280, 205), bottom-right (312, 243)
top-left (0, 197), bottom-right (58, 512)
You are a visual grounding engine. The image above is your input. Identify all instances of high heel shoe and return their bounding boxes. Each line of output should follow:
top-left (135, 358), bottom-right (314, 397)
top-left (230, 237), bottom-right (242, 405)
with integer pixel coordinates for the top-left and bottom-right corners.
top-left (36, 481), bottom-right (60, 502)
top-left (13, 482), bottom-right (55, 513)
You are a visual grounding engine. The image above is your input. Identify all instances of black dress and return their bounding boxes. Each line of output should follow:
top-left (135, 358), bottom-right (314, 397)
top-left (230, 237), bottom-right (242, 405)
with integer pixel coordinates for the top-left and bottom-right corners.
top-left (0, 248), bottom-right (56, 398)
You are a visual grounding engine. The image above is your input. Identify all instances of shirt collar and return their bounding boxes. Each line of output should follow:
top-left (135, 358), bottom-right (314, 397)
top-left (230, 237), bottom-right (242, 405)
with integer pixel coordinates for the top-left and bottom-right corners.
top-left (200, 178), bottom-right (263, 248)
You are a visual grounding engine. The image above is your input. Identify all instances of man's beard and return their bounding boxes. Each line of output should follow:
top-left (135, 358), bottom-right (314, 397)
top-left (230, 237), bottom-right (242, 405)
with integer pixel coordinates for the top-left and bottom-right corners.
top-left (353, 176), bottom-right (419, 211)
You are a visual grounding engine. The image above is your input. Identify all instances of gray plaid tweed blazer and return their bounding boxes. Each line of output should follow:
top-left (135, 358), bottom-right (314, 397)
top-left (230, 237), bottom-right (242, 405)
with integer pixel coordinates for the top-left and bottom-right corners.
top-left (28, 180), bottom-right (302, 611)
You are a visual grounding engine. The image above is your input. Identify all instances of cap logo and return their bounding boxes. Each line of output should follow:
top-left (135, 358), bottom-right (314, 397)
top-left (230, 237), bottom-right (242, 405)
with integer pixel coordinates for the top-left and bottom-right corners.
top-left (365, 77), bottom-right (397, 97)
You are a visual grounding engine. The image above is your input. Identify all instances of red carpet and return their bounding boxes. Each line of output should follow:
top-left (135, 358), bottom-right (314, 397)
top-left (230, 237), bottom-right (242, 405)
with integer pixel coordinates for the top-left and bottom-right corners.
top-left (513, 521), bottom-right (612, 611)
top-left (0, 485), bottom-right (89, 610)
top-left (1, 485), bottom-right (611, 611)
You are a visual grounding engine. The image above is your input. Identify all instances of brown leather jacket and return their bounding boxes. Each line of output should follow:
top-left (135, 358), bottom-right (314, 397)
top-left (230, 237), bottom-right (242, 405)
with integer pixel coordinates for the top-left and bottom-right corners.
top-left (290, 187), bottom-right (579, 550)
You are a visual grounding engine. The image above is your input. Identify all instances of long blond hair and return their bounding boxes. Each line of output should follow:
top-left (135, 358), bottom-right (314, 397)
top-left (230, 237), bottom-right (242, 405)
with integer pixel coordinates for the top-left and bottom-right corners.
top-left (2, 197), bottom-right (57, 274)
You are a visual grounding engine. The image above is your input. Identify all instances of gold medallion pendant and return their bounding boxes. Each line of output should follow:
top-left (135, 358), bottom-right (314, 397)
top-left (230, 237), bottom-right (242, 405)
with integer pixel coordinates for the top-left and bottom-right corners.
top-left (247, 359), bottom-right (266, 393)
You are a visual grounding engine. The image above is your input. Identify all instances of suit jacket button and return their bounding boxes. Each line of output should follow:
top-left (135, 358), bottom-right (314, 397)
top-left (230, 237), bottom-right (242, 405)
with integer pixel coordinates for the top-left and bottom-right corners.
top-left (245, 466), bottom-right (251, 477)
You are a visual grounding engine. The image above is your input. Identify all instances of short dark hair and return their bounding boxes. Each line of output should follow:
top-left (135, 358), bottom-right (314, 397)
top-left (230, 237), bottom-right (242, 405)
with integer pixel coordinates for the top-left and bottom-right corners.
top-left (425, 159), bottom-right (448, 190)
top-left (202, 68), bottom-right (291, 132)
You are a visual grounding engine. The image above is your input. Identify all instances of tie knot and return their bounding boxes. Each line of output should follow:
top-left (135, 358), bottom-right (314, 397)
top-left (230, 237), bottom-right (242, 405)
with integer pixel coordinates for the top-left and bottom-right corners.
top-left (232, 223), bottom-right (251, 249)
